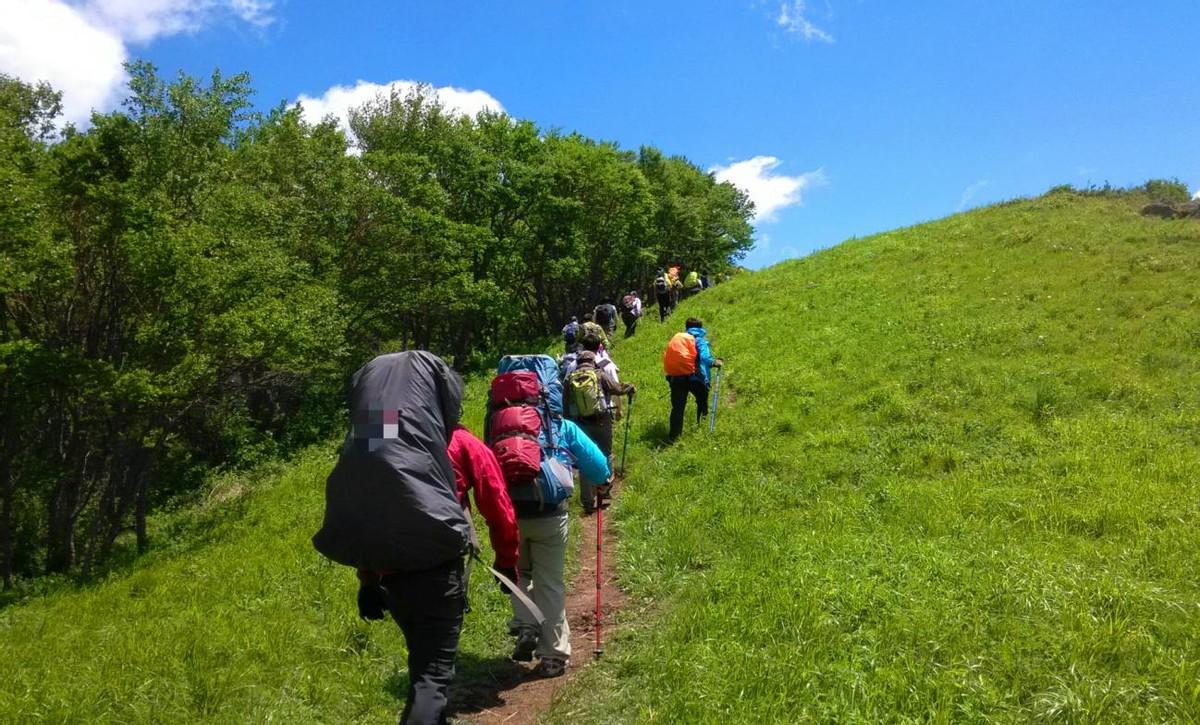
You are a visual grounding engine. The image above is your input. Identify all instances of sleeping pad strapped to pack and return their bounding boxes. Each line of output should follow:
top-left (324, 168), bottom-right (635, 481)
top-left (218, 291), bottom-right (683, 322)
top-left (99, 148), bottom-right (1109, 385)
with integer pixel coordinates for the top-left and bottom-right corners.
top-left (312, 350), bottom-right (471, 572)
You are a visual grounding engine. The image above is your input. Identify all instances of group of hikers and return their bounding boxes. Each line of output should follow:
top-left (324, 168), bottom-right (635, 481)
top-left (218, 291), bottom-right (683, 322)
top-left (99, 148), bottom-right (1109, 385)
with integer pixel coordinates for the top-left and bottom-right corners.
top-left (653, 266), bottom-right (712, 321)
top-left (313, 289), bottom-right (722, 724)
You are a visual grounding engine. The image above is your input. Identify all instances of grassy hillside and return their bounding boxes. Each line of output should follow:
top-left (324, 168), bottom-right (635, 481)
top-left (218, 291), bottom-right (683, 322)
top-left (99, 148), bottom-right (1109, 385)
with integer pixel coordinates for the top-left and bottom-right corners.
top-left (0, 391), bottom-right (539, 723)
top-left (554, 190), bottom-right (1200, 722)
top-left (2, 189), bottom-right (1199, 722)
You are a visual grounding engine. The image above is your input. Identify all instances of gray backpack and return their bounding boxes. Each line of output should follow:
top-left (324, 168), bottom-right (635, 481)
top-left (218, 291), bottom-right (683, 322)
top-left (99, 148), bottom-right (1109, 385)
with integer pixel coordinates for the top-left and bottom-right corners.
top-left (313, 351), bottom-right (470, 572)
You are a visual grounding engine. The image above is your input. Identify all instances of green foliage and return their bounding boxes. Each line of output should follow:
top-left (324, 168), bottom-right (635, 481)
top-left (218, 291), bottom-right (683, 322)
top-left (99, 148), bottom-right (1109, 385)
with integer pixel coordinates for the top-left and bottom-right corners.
top-left (0, 65), bottom-right (754, 585)
top-left (1142, 178), bottom-right (1192, 204)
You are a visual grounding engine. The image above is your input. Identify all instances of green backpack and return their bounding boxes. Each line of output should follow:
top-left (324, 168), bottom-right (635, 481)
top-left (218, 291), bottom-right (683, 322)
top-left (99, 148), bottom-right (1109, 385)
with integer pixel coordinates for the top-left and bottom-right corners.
top-left (567, 367), bottom-right (606, 418)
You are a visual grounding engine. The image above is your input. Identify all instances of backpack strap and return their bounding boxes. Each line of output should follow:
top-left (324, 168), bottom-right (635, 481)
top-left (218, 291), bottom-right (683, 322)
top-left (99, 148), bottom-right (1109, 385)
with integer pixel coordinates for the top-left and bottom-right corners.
top-left (462, 510), bottom-right (545, 626)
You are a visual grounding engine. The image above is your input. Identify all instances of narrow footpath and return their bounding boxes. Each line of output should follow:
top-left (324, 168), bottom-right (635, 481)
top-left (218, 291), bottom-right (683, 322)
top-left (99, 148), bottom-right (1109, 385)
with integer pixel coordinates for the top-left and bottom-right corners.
top-left (448, 481), bottom-right (629, 724)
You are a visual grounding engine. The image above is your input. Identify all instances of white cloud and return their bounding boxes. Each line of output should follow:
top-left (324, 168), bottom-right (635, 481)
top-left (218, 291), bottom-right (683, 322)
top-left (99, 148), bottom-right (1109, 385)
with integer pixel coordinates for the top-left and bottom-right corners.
top-left (777, 1), bottom-right (833, 43)
top-left (957, 179), bottom-right (989, 211)
top-left (711, 156), bottom-right (826, 222)
top-left (296, 80), bottom-right (505, 143)
top-left (0, 0), bottom-right (273, 127)
top-left (1193, 188), bottom-right (1199, 201)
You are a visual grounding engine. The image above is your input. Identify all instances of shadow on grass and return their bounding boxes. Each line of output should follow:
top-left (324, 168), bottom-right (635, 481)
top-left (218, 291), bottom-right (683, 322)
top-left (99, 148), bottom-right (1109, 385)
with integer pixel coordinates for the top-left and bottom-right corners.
top-left (638, 420), bottom-right (674, 450)
top-left (383, 651), bottom-right (538, 719)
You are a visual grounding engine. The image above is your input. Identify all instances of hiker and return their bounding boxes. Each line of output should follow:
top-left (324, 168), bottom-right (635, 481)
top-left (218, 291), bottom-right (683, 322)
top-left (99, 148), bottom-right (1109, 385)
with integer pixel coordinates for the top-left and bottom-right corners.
top-left (566, 334), bottom-right (635, 514)
top-left (561, 316), bottom-right (579, 352)
top-left (620, 290), bottom-right (642, 338)
top-left (485, 355), bottom-right (611, 678)
top-left (654, 270), bottom-right (673, 321)
top-left (683, 269), bottom-right (701, 298)
top-left (580, 312), bottom-right (610, 350)
top-left (700, 272), bottom-right (711, 290)
top-left (593, 300), bottom-right (619, 339)
top-left (313, 351), bottom-right (519, 725)
top-left (662, 317), bottom-right (723, 441)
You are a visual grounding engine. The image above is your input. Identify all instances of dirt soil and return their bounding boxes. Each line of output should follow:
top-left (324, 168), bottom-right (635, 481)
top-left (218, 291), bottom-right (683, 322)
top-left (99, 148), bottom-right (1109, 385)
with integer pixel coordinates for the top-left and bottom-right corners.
top-left (449, 483), bottom-right (629, 724)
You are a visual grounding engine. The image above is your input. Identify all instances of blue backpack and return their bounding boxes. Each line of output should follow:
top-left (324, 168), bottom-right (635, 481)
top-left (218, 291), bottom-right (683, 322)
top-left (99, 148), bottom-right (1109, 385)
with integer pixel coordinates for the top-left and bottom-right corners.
top-left (486, 354), bottom-right (573, 510)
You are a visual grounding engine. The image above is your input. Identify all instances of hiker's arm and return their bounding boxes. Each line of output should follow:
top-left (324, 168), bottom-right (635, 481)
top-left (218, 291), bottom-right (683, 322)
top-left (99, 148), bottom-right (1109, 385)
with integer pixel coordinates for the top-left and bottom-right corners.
top-left (460, 433), bottom-right (520, 569)
top-left (561, 419), bottom-right (611, 484)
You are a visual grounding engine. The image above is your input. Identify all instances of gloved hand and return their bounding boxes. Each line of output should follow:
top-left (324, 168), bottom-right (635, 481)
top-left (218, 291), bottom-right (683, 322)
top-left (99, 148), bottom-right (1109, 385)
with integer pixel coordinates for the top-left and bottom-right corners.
top-left (713, 358), bottom-right (724, 368)
top-left (627, 385), bottom-right (637, 399)
top-left (493, 566), bottom-right (520, 595)
top-left (357, 583), bottom-right (387, 621)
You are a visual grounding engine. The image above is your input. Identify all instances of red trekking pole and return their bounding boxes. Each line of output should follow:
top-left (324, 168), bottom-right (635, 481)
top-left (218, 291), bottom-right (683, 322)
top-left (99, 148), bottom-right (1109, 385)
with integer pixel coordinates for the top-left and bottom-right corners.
top-left (594, 489), bottom-right (604, 659)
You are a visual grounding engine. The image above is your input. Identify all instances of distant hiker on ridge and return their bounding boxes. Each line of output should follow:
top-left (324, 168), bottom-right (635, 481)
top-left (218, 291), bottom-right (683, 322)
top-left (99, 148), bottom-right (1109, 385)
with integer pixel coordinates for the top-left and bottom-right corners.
top-left (593, 300), bottom-right (619, 340)
top-left (561, 316), bottom-right (580, 352)
top-left (313, 351), bottom-right (520, 725)
top-left (662, 317), bottom-right (723, 442)
top-left (654, 270), bottom-right (673, 321)
top-left (620, 290), bottom-right (642, 338)
top-left (580, 312), bottom-right (610, 350)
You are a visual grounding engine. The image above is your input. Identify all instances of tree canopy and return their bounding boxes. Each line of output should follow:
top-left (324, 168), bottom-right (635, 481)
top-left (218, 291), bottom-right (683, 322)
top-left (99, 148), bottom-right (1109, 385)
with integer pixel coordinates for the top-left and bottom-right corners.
top-left (0, 64), bottom-right (755, 583)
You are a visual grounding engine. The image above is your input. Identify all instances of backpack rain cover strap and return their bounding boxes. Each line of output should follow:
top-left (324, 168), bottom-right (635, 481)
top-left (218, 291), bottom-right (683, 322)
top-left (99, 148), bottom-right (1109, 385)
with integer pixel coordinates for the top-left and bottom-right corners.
top-left (313, 350), bottom-right (471, 572)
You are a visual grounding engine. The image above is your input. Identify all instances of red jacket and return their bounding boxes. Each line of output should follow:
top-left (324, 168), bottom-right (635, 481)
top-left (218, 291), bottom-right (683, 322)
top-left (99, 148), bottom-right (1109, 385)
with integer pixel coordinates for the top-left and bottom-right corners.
top-left (448, 425), bottom-right (520, 569)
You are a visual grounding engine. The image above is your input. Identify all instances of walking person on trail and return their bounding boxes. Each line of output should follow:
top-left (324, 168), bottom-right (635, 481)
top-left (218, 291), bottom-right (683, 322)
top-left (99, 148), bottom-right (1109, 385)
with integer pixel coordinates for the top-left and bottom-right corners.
top-left (561, 316), bottom-right (579, 352)
top-left (682, 269), bottom-right (702, 299)
top-left (654, 270), bottom-right (673, 321)
top-left (566, 334), bottom-right (635, 514)
top-left (580, 312), bottom-right (610, 350)
top-left (620, 290), bottom-right (642, 338)
top-left (313, 351), bottom-right (520, 725)
top-left (484, 355), bottom-right (611, 678)
top-left (662, 317), bottom-right (723, 442)
top-left (593, 301), bottom-right (619, 340)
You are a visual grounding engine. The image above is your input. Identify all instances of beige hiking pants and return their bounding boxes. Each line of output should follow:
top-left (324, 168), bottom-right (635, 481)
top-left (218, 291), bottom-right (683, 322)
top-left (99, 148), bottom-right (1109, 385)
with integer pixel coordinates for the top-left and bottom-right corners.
top-left (508, 511), bottom-right (570, 659)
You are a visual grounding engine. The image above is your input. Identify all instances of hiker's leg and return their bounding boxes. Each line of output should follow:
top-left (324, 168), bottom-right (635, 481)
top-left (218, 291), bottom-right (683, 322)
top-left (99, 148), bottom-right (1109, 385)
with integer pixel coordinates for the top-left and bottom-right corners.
top-left (692, 380), bottom-right (710, 424)
top-left (383, 559), bottom-right (465, 725)
top-left (508, 525), bottom-right (536, 632)
top-left (668, 378), bottom-right (689, 440)
top-left (524, 512), bottom-right (570, 660)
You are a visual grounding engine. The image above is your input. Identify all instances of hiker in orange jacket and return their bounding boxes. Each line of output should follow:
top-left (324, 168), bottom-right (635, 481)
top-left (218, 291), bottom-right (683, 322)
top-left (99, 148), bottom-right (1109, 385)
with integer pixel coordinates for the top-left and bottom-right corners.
top-left (663, 317), bottom-right (723, 441)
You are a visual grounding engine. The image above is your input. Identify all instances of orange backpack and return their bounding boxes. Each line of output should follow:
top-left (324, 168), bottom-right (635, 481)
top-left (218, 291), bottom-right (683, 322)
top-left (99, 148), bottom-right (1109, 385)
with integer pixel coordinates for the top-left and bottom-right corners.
top-left (663, 332), bottom-right (698, 376)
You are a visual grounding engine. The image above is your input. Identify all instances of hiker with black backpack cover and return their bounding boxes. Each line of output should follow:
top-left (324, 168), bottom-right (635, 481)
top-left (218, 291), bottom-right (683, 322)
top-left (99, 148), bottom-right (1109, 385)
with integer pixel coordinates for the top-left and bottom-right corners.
top-left (663, 317), bottom-right (723, 442)
top-left (312, 351), bottom-right (523, 725)
top-left (565, 335), bottom-right (635, 514)
top-left (485, 354), bottom-right (611, 678)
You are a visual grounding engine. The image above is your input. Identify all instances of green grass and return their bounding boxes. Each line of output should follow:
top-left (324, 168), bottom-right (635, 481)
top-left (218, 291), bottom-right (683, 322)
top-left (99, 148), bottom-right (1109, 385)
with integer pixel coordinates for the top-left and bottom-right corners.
top-left (3, 189), bottom-right (1200, 722)
top-left (553, 190), bottom-right (1200, 722)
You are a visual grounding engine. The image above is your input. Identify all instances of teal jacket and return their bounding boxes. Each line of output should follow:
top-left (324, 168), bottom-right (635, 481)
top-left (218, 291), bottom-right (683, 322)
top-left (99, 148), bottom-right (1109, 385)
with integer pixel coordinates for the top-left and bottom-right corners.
top-left (686, 326), bottom-right (715, 385)
top-left (556, 418), bottom-right (610, 484)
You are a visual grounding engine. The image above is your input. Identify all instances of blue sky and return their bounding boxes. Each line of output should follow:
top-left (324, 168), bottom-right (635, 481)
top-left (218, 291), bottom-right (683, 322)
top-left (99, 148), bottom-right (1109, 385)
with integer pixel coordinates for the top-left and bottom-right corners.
top-left (4, 1), bottom-right (1198, 268)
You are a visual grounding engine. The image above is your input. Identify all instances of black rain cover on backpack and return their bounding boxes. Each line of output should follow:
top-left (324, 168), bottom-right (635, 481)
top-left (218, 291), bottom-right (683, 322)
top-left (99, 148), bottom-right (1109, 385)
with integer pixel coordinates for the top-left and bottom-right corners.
top-left (312, 351), bottom-right (470, 572)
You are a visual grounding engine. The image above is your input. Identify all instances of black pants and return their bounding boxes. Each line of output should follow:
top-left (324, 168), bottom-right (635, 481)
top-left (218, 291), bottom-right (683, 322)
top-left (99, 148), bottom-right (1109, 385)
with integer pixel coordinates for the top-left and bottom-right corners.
top-left (381, 558), bottom-right (466, 725)
top-left (621, 312), bottom-right (638, 337)
top-left (656, 293), bottom-right (672, 321)
top-left (668, 377), bottom-right (709, 440)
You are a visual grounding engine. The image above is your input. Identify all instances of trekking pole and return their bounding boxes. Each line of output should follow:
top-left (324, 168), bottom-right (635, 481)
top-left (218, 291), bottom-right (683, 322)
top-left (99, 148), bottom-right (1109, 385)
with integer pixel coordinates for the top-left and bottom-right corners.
top-left (708, 367), bottom-right (723, 433)
top-left (619, 393), bottom-right (634, 476)
top-left (594, 493), bottom-right (604, 659)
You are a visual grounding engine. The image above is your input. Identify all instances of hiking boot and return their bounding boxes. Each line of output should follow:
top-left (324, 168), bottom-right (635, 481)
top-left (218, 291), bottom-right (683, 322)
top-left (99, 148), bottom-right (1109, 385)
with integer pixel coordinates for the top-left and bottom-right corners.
top-left (535, 657), bottom-right (568, 678)
top-left (511, 627), bottom-right (539, 662)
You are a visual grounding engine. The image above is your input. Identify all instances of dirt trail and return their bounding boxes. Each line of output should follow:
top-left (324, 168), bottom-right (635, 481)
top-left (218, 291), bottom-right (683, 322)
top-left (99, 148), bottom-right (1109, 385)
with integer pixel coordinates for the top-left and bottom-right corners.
top-left (449, 484), bottom-right (629, 724)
